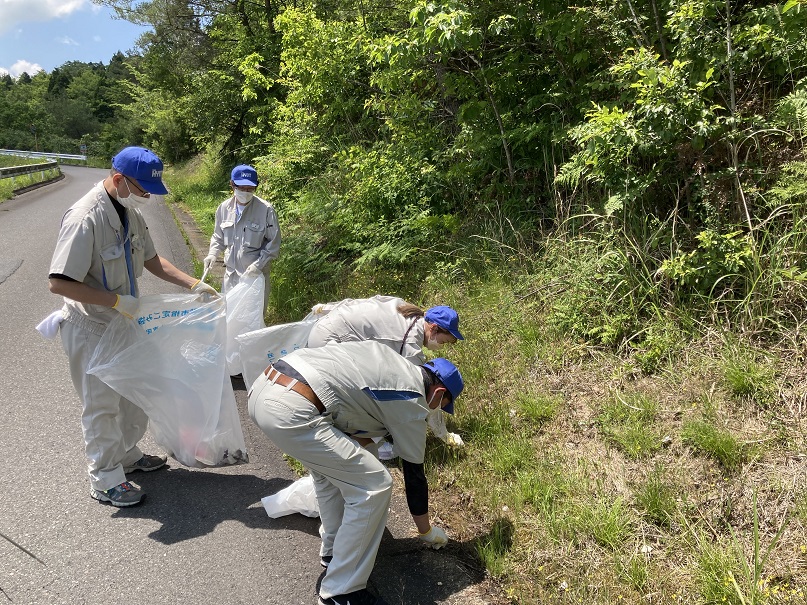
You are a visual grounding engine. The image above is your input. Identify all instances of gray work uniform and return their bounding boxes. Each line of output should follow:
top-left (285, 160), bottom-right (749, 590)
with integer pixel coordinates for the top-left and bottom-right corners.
top-left (248, 341), bottom-right (429, 600)
top-left (49, 182), bottom-right (156, 492)
top-left (207, 195), bottom-right (280, 307)
top-left (307, 296), bottom-right (426, 363)
top-left (307, 296), bottom-right (456, 441)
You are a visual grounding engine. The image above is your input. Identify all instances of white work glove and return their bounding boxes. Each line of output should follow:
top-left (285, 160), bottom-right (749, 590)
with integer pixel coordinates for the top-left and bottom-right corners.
top-left (445, 432), bottom-right (465, 448)
top-left (245, 262), bottom-right (262, 277)
top-left (112, 294), bottom-right (139, 320)
top-left (203, 255), bottom-right (216, 272)
top-left (418, 526), bottom-right (448, 550)
top-left (191, 279), bottom-right (220, 298)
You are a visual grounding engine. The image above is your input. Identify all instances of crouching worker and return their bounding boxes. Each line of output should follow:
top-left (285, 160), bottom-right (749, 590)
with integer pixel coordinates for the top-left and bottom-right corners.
top-left (248, 340), bottom-right (463, 605)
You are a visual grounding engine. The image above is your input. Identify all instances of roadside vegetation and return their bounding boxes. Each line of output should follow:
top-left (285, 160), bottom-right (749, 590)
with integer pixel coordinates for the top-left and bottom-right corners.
top-left (4, 0), bottom-right (807, 602)
top-left (169, 160), bottom-right (807, 604)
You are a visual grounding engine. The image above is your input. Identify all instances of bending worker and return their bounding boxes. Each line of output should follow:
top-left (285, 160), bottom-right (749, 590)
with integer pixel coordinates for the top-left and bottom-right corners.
top-left (248, 340), bottom-right (463, 605)
top-left (307, 295), bottom-right (465, 449)
top-left (48, 146), bottom-right (218, 507)
top-left (203, 164), bottom-right (280, 309)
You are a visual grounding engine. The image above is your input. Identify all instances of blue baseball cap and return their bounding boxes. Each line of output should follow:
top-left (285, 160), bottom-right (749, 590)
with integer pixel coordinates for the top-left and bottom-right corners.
top-left (231, 164), bottom-right (258, 187)
top-left (112, 147), bottom-right (168, 195)
top-left (423, 358), bottom-right (463, 414)
top-left (424, 306), bottom-right (464, 340)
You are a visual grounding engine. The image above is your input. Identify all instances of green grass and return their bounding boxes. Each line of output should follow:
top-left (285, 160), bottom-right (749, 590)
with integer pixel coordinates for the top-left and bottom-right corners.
top-left (489, 434), bottom-right (535, 476)
top-left (282, 454), bottom-right (306, 476)
top-left (597, 392), bottom-right (662, 459)
top-left (722, 347), bottom-right (777, 407)
top-left (681, 419), bottom-right (746, 472)
top-left (475, 518), bottom-right (515, 578)
top-left (617, 553), bottom-right (651, 593)
top-left (513, 391), bottom-right (561, 426)
top-left (695, 538), bottom-right (745, 605)
top-left (579, 498), bottom-right (633, 550)
top-left (514, 463), bottom-right (569, 515)
top-left (0, 155), bottom-right (44, 168)
top-left (634, 463), bottom-right (679, 528)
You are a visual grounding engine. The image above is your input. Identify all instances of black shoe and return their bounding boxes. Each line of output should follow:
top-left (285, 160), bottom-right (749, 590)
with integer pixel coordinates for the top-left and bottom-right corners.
top-left (320, 555), bottom-right (333, 568)
top-left (319, 588), bottom-right (389, 605)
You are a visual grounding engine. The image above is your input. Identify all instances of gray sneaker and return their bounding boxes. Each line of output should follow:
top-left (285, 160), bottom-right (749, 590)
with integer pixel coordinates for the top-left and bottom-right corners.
top-left (124, 454), bottom-right (167, 473)
top-left (90, 482), bottom-right (144, 507)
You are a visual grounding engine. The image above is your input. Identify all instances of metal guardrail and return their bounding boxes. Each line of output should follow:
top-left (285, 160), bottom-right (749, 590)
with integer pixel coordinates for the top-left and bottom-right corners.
top-left (0, 161), bottom-right (62, 195)
top-left (0, 161), bottom-right (59, 178)
top-left (0, 148), bottom-right (87, 162)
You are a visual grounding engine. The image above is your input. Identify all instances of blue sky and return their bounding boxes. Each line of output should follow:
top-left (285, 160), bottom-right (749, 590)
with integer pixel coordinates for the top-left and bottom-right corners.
top-left (0, 0), bottom-right (150, 78)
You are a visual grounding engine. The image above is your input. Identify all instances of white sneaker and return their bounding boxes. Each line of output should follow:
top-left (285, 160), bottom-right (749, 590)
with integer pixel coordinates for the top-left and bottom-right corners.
top-left (378, 442), bottom-right (395, 461)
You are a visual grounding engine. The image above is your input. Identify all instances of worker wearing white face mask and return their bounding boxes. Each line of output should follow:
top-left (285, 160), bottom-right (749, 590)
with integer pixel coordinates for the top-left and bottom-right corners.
top-left (307, 297), bottom-right (465, 449)
top-left (248, 341), bottom-right (464, 605)
top-left (203, 164), bottom-right (281, 309)
top-left (48, 146), bottom-right (218, 508)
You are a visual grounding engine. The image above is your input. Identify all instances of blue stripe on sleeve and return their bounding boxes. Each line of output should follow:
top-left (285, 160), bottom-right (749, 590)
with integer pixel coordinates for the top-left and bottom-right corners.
top-left (362, 387), bottom-right (421, 401)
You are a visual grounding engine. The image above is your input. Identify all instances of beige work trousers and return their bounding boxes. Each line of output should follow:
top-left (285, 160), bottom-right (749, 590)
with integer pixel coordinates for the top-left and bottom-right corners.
top-left (60, 316), bottom-right (147, 492)
top-left (248, 372), bottom-right (392, 599)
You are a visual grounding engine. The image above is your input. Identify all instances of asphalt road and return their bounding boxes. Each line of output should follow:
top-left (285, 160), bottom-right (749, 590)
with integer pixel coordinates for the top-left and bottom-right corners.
top-left (0, 165), bottom-right (493, 605)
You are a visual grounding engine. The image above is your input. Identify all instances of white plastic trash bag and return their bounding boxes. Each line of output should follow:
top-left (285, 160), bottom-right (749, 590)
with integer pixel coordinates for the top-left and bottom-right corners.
top-left (262, 475), bottom-right (320, 518)
top-left (225, 274), bottom-right (266, 376)
top-left (87, 293), bottom-right (248, 467)
top-left (236, 317), bottom-right (318, 390)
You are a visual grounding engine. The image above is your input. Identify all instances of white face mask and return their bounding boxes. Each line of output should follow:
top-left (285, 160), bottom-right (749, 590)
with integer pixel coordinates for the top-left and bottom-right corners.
top-left (425, 337), bottom-right (445, 351)
top-left (116, 185), bottom-right (150, 209)
top-left (426, 406), bottom-right (442, 420)
top-left (234, 189), bottom-right (254, 205)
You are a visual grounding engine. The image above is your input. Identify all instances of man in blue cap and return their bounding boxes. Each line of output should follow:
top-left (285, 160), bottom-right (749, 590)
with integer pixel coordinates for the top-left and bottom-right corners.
top-left (203, 164), bottom-right (281, 310)
top-left (48, 146), bottom-right (218, 507)
top-left (305, 296), bottom-right (465, 453)
top-left (248, 340), bottom-right (464, 605)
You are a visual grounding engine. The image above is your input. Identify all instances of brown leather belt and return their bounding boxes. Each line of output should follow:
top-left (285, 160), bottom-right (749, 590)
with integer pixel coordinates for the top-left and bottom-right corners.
top-left (264, 366), bottom-right (325, 414)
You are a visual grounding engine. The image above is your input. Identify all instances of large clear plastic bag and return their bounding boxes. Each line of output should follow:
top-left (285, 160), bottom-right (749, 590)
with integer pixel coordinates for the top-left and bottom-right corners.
top-left (87, 293), bottom-right (248, 467)
top-left (261, 475), bottom-right (319, 518)
top-left (236, 317), bottom-right (318, 391)
top-left (225, 274), bottom-right (266, 376)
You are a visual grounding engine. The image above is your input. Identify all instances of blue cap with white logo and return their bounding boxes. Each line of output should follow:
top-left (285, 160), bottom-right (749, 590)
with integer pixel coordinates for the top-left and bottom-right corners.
top-left (231, 164), bottom-right (258, 187)
top-left (423, 358), bottom-right (463, 414)
top-left (112, 147), bottom-right (168, 195)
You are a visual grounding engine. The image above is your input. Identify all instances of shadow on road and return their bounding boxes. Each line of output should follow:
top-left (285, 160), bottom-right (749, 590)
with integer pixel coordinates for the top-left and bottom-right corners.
top-left (370, 529), bottom-right (497, 605)
top-left (109, 467), bottom-right (321, 544)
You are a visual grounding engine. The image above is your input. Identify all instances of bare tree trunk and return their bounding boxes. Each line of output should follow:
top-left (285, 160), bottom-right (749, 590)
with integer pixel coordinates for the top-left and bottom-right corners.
top-left (625, 0), bottom-right (651, 48)
top-left (468, 54), bottom-right (515, 186)
top-left (650, 0), bottom-right (668, 61)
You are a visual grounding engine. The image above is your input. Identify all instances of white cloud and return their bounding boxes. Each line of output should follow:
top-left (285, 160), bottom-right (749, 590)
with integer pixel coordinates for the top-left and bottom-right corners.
top-left (0, 0), bottom-right (88, 36)
top-left (0, 60), bottom-right (44, 78)
top-left (57, 36), bottom-right (80, 46)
